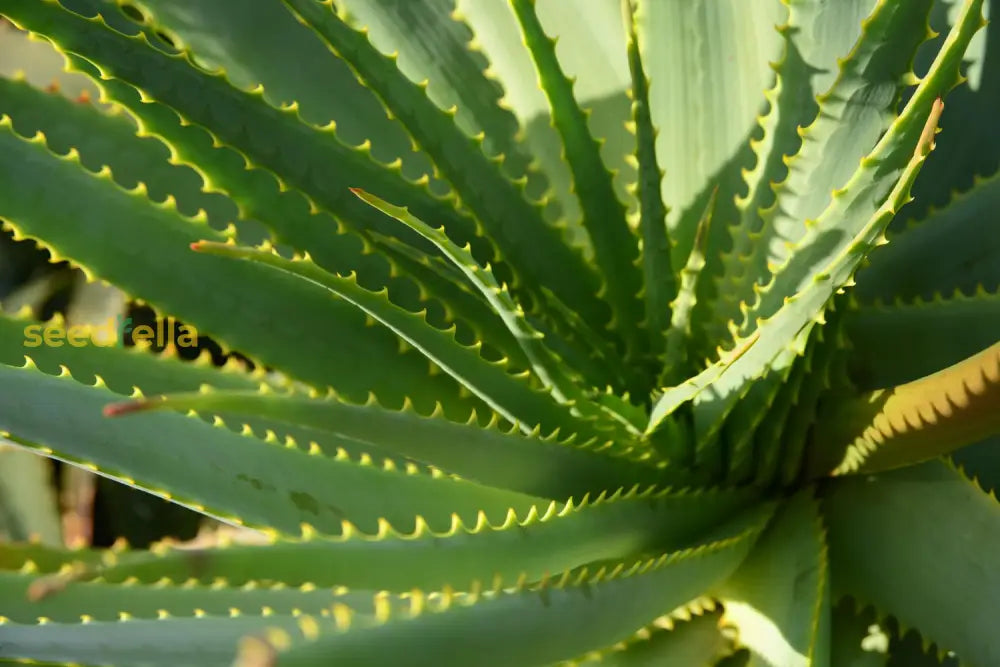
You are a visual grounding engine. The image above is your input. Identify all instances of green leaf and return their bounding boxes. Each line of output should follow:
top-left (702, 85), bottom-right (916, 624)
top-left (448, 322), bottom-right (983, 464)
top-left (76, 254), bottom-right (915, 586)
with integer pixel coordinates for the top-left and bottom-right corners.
top-left (650, 0), bottom-right (985, 445)
top-left (813, 340), bottom-right (1000, 476)
top-left (635, 0), bottom-right (785, 267)
top-left (830, 601), bottom-right (889, 667)
top-left (0, 360), bottom-right (538, 535)
top-left (0, 569), bottom-right (375, 624)
top-left (0, 73), bottom-right (235, 227)
top-left (0, 541), bottom-right (103, 574)
top-left (662, 189), bottom-right (717, 386)
top-left (105, 387), bottom-right (667, 500)
top-left (758, 0), bottom-right (932, 292)
top-left (332, 0), bottom-right (550, 200)
top-left (509, 0), bottom-right (646, 363)
top-left (128, 0), bottom-right (438, 182)
top-left (244, 506), bottom-right (774, 666)
top-left (79, 489), bottom-right (766, 594)
top-left (716, 492), bottom-right (830, 667)
top-left (857, 171), bottom-right (1000, 303)
top-left (845, 287), bottom-right (1000, 389)
top-left (281, 0), bottom-right (616, 345)
top-left (573, 609), bottom-right (733, 666)
top-left (823, 459), bottom-right (1000, 667)
top-left (0, 615), bottom-right (306, 666)
top-left (0, 115), bottom-right (481, 418)
top-left (192, 240), bottom-right (623, 442)
top-left (456, 0), bottom-right (636, 232)
top-left (700, 16), bottom-right (816, 349)
top-left (2, 0), bottom-right (485, 266)
top-left (898, 0), bottom-right (1000, 223)
top-left (56, 59), bottom-right (525, 370)
top-left (621, 0), bottom-right (674, 358)
top-left (350, 189), bottom-right (638, 432)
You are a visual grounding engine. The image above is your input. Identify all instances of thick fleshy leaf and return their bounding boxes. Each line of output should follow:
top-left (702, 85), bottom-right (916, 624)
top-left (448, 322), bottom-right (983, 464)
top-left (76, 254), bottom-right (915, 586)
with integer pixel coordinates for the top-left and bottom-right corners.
top-left (0, 569), bottom-right (375, 624)
top-left (281, 0), bottom-right (615, 345)
top-left (823, 460), bottom-right (1000, 667)
top-left (857, 172), bottom-right (1000, 303)
top-left (649, 0), bottom-right (984, 446)
top-left (509, 0), bottom-right (646, 363)
top-left (0, 615), bottom-right (306, 666)
top-left (815, 340), bottom-right (1000, 476)
top-left (128, 0), bottom-right (438, 181)
top-left (0, 113), bottom-right (483, 418)
top-left (73, 489), bottom-right (767, 593)
top-left (105, 387), bottom-right (668, 500)
top-left (243, 506), bottom-right (774, 666)
top-left (573, 609), bottom-right (733, 666)
top-left (716, 493), bottom-right (830, 667)
top-left (635, 0), bottom-right (785, 267)
top-left (457, 0), bottom-right (636, 230)
top-left (621, 0), bottom-right (674, 357)
top-left (897, 0), bottom-right (1000, 223)
top-left (191, 241), bottom-right (627, 442)
top-left (845, 287), bottom-right (1000, 389)
top-left (2, 0), bottom-right (487, 264)
top-left (0, 361), bottom-right (539, 535)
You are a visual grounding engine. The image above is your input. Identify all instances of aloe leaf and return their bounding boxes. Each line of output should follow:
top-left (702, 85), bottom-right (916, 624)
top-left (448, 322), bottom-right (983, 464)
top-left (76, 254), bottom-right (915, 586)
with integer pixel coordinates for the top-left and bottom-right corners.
top-left (1, 0), bottom-right (486, 263)
top-left (0, 74), bottom-right (235, 228)
top-left (830, 601), bottom-right (889, 667)
top-left (0, 615), bottom-right (307, 666)
top-left (0, 311), bottom-right (419, 469)
top-left (635, 0), bottom-right (785, 266)
top-left (127, 0), bottom-right (437, 183)
top-left (331, 0), bottom-right (551, 202)
top-left (813, 340), bottom-right (1000, 476)
top-left (899, 0), bottom-right (1000, 223)
top-left (106, 387), bottom-right (667, 500)
top-left (457, 0), bottom-right (635, 232)
top-left (0, 541), bottom-right (103, 574)
top-left (192, 241), bottom-right (625, 442)
top-left (0, 361), bottom-right (539, 535)
top-left (281, 0), bottom-right (616, 346)
top-left (351, 189), bottom-right (638, 429)
top-left (238, 506), bottom-right (773, 666)
top-left (716, 492), bottom-right (830, 667)
top-left (509, 0), bottom-right (645, 362)
top-left (573, 609), bottom-right (732, 666)
top-left (757, 0), bottom-right (933, 290)
top-left (0, 310), bottom-right (266, 395)
top-left (0, 570), bottom-right (375, 624)
top-left (0, 116), bottom-right (482, 418)
top-left (701, 19), bottom-right (816, 350)
top-left (845, 287), bottom-right (1000, 389)
top-left (58, 63), bottom-right (525, 369)
top-left (856, 171), bottom-right (1000, 302)
top-left (823, 459), bottom-right (1000, 666)
top-left (662, 189), bottom-right (717, 385)
top-left (76, 489), bottom-right (766, 594)
top-left (621, 0), bottom-right (674, 358)
top-left (774, 318), bottom-right (848, 488)
top-left (649, 0), bottom-right (984, 443)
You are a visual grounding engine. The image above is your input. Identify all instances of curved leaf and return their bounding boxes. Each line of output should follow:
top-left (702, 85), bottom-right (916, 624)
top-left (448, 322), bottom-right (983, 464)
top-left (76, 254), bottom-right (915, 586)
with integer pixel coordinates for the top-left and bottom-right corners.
top-left (823, 460), bottom-right (1000, 667)
top-left (0, 360), bottom-right (538, 535)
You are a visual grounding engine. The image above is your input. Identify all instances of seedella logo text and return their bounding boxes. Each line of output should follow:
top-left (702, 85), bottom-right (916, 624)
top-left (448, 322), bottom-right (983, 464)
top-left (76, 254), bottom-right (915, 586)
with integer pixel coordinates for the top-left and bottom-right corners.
top-left (23, 315), bottom-right (198, 348)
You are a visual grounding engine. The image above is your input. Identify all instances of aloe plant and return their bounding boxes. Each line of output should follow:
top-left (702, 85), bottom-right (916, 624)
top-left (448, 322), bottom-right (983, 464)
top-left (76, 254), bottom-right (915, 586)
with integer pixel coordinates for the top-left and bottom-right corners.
top-left (0, 0), bottom-right (996, 664)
